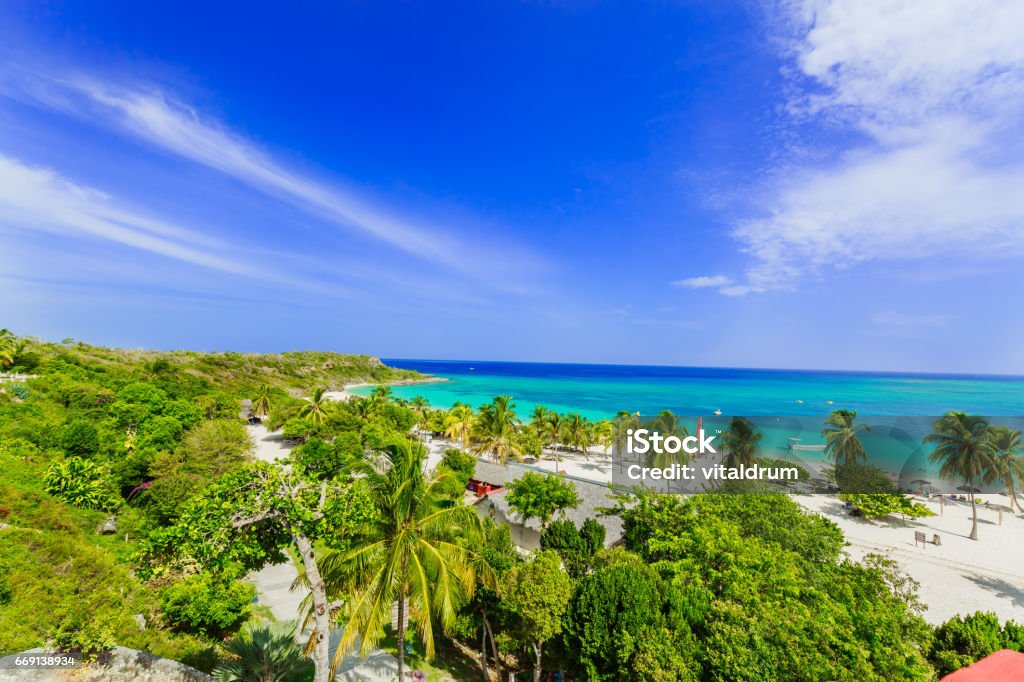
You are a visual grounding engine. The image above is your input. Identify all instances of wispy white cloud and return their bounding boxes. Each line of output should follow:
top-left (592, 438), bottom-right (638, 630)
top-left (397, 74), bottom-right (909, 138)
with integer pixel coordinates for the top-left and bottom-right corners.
top-left (715, 0), bottom-right (1024, 295)
top-left (0, 153), bottom-right (346, 296)
top-left (672, 275), bottom-right (732, 289)
top-left (0, 65), bottom-right (540, 288)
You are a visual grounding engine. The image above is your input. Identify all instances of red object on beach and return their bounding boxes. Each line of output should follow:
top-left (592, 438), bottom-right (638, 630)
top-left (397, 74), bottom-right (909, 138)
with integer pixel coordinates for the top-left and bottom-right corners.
top-left (696, 416), bottom-right (703, 436)
top-left (941, 649), bottom-right (1024, 681)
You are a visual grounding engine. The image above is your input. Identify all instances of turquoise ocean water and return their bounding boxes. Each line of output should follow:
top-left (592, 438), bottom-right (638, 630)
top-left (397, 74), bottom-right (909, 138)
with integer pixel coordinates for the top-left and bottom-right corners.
top-left (352, 360), bottom-right (1024, 487)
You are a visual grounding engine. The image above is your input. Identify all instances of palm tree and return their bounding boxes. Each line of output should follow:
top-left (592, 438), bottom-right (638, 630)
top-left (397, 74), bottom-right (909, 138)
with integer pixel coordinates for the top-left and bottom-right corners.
top-left (472, 396), bottom-right (521, 464)
top-left (610, 411), bottom-right (640, 471)
top-left (322, 438), bottom-right (491, 679)
top-left (370, 385), bottom-right (393, 405)
top-left (410, 395), bottom-right (428, 421)
top-left (213, 620), bottom-right (313, 682)
top-left (925, 412), bottom-right (999, 540)
top-left (299, 388), bottom-right (331, 426)
top-left (0, 329), bottom-right (15, 367)
top-left (720, 417), bottom-right (762, 469)
top-left (594, 419), bottom-right (614, 451)
top-left (252, 384), bottom-right (273, 421)
top-left (990, 425), bottom-right (1024, 512)
top-left (822, 410), bottom-right (872, 466)
top-left (542, 411), bottom-right (565, 470)
top-left (530, 405), bottom-right (548, 431)
top-left (563, 413), bottom-right (591, 459)
top-left (444, 402), bottom-right (475, 449)
top-left (644, 410), bottom-right (690, 493)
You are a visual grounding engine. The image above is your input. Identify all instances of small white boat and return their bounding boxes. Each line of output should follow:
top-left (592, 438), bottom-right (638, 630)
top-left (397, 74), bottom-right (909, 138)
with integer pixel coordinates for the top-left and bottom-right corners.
top-left (713, 409), bottom-right (722, 416)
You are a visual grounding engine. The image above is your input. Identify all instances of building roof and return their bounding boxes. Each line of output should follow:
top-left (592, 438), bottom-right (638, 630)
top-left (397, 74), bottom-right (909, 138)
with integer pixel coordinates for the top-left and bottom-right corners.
top-left (941, 650), bottom-right (1024, 681)
top-left (474, 459), bottom-right (623, 548)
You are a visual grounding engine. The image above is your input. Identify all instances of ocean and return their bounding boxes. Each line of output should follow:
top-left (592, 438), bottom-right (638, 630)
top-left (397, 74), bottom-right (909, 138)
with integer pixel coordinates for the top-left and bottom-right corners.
top-left (350, 360), bottom-right (1024, 486)
top-left (352, 359), bottom-right (1024, 420)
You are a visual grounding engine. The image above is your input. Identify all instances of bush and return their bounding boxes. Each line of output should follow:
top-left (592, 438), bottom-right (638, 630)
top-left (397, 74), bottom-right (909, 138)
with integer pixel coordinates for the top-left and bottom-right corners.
top-left (292, 437), bottom-right (344, 480)
top-left (147, 474), bottom-right (206, 524)
top-left (0, 561), bottom-right (11, 606)
top-left (930, 612), bottom-right (1024, 676)
top-left (282, 417), bottom-right (311, 441)
top-left (44, 457), bottom-right (121, 511)
top-left (442, 448), bottom-right (476, 482)
top-left (160, 573), bottom-right (254, 638)
top-left (49, 605), bottom-right (118, 658)
top-left (213, 620), bottom-right (313, 682)
top-left (541, 519), bottom-right (590, 578)
top-left (61, 419), bottom-right (100, 458)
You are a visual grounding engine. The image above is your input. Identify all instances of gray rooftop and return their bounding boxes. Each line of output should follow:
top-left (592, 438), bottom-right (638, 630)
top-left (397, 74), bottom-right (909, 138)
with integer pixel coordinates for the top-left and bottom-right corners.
top-left (473, 458), bottom-right (623, 547)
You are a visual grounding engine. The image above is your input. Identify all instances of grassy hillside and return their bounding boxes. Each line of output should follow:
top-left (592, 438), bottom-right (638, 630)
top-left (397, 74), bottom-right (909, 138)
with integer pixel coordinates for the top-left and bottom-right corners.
top-left (0, 332), bottom-right (421, 668)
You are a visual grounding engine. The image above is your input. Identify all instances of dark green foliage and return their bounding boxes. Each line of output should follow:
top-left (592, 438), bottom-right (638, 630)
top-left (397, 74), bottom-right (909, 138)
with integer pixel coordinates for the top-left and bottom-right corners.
top-left (282, 416), bottom-right (312, 441)
top-left (930, 612), bottom-right (1024, 676)
top-left (601, 491), bottom-right (935, 681)
top-left (146, 473), bottom-right (206, 524)
top-left (580, 518), bottom-right (606, 554)
top-left (830, 462), bottom-right (897, 493)
top-left (442, 448), bottom-right (476, 481)
top-left (0, 560), bottom-right (12, 606)
top-left (437, 447), bottom-right (476, 498)
top-left (139, 415), bottom-right (185, 451)
top-left (61, 419), bottom-right (100, 458)
top-left (540, 518), bottom-right (603, 579)
top-left (563, 561), bottom-right (694, 681)
top-left (292, 437), bottom-right (344, 480)
top-left (160, 573), bottom-right (254, 638)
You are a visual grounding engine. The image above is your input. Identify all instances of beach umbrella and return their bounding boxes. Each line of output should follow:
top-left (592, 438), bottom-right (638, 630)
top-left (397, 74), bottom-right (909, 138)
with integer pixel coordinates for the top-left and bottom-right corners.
top-left (957, 485), bottom-right (982, 493)
top-left (909, 479), bottom-right (932, 486)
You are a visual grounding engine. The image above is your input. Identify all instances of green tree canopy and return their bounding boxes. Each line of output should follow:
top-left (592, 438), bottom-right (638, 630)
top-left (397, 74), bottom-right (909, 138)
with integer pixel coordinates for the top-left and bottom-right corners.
top-left (505, 472), bottom-right (581, 528)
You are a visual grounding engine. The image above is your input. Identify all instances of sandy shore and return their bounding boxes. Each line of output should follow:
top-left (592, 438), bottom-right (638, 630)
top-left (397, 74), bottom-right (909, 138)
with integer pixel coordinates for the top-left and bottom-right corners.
top-left (798, 493), bottom-right (1024, 625)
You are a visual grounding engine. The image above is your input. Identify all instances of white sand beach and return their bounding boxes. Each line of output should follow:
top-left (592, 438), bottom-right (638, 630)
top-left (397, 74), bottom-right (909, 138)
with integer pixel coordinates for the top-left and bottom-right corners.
top-left (798, 493), bottom-right (1024, 625)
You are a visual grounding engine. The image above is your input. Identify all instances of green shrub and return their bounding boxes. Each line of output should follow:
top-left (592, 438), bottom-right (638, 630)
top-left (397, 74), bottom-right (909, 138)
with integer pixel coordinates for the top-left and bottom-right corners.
top-left (282, 417), bottom-right (312, 441)
top-left (44, 457), bottom-right (121, 511)
top-left (292, 437), bottom-right (343, 480)
top-left (930, 611), bottom-right (1024, 676)
top-left (62, 419), bottom-right (100, 458)
top-left (160, 573), bottom-right (254, 638)
top-left (49, 605), bottom-right (118, 658)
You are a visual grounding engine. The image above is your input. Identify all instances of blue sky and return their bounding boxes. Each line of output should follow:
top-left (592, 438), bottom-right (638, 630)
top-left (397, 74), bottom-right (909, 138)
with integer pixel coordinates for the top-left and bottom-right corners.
top-left (1, 1), bottom-right (1023, 373)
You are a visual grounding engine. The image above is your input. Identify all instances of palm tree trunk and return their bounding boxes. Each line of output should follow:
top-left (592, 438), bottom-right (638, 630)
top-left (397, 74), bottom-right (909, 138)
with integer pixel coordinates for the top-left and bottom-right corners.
top-left (1007, 475), bottom-right (1020, 512)
top-left (480, 621), bottom-right (488, 681)
top-left (397, 594), bottom-right (406, 679)
top-left (293, 532), bottom-right (331, 682)
top-left (532, 641), bottom-right (542, 682)
top-left (484, 614), bottom-right (499, 680)
top-left (969, 490), bottom-right (979, 540)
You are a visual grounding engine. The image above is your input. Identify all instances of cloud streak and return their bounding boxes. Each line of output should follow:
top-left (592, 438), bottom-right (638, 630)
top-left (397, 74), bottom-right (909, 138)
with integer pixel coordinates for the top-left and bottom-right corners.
top-left (0, 153), bottom-right (347, 297)
top-left (0, 65), bottom-right (539, 288)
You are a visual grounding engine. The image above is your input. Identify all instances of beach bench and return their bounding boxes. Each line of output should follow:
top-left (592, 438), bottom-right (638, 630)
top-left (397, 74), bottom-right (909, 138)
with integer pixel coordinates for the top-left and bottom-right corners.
top-left (914, 531), bottom-right (927, 548)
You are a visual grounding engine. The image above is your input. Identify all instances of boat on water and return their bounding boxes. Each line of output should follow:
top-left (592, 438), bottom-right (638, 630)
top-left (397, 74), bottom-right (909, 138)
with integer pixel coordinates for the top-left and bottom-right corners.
top-left (787, 437), bottom-right (826, 451)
